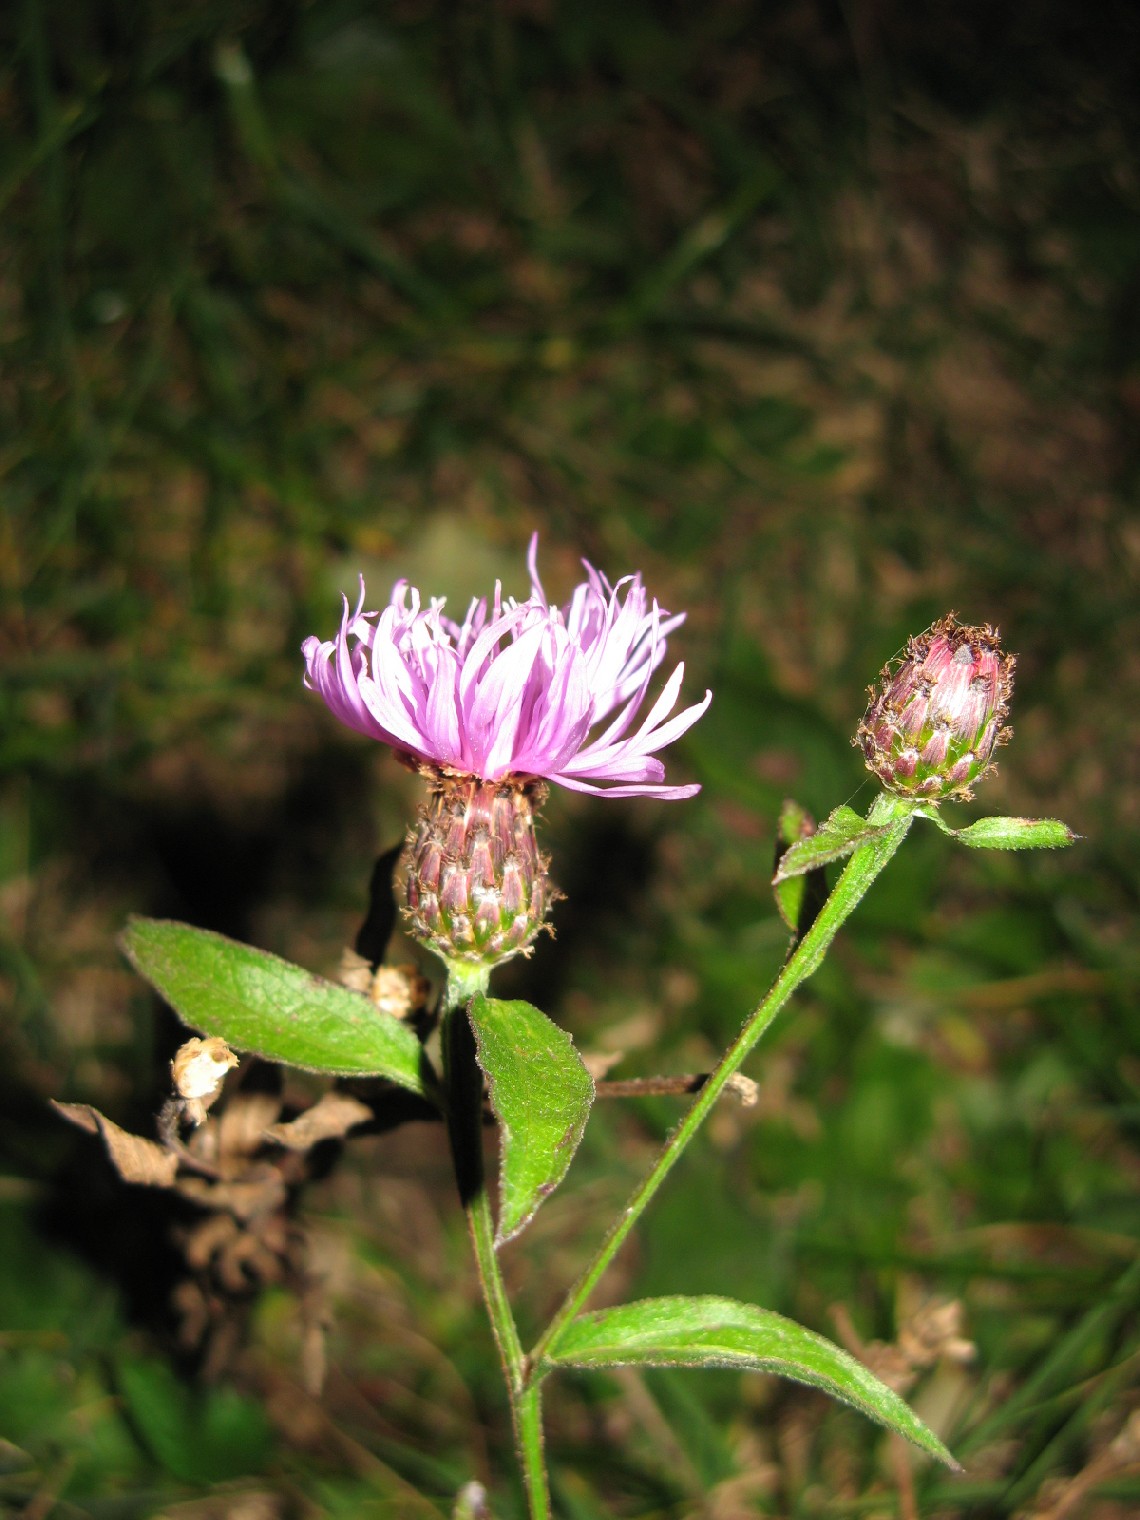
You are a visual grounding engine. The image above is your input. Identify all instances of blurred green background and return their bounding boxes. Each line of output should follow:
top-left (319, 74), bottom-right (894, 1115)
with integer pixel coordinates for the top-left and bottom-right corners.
top-left (2, 1), bottom-right (1139, 1515)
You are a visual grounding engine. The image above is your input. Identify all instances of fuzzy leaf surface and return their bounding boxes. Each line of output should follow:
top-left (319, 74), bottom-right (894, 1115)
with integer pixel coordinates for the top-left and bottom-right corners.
top-left (773, 804), bottom-right (890, 883)
top-left (772, 798), bottom-right (828, 931)
top-left (915, 810), bottom-right (1076, 850)
top-left (468, 993), bottom-right (594, 1245)
top-left (121, 917), bottom-right (431, 1094)
top-left (544, 1295), bottom-right (959, 1468)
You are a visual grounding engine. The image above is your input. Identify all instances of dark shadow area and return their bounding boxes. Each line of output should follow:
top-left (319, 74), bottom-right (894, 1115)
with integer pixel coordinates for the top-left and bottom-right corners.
top-left (498, 807), bottom-right (662, 1015)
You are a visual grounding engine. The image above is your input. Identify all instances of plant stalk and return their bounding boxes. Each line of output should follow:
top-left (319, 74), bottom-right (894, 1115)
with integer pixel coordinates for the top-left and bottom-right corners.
top-left (530, 794), bottom-right (916, 1370)
top-left (443, 967), bottom-right (553, 1519)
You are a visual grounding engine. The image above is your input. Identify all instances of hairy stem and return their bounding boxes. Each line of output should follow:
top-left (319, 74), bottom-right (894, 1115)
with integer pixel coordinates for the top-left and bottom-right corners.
top-left (530, 794), bottom-right (916, 1370)
top-left (515, 1383), bottom-right (551, 1520)
top-left (443, 968), bottom-right (552, 1519)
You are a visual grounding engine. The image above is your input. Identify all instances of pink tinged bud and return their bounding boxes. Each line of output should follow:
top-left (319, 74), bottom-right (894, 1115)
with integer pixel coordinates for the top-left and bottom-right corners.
top-left (501, 858), bottom-right (527, 916)
top-left (944, 754), bottom-right (975, 789)
top-left (401, 772), bottom-right (553, 970)
top-left (473, 895), bottom-right (502, 942)
top-left (445, 813), bottom-right (468, 856)
top-left (920, 724), bottom-right (951, 768)
top-left (468, 834), bottom-right (495, 889)
top-left (440, 864), bottom-right (469, 917)
top-left (856, 613), bottom-right (1015, 801)
top-left (418, 841), bottom-right (444, 893)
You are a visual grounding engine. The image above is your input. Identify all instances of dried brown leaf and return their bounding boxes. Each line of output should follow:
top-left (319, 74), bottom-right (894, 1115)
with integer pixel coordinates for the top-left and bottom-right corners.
top-left (52, 1100), bottom-right (179, 1187)
top-left (170, 1036), bottom-right (239, 1125)
top-left (197, 1092), bottom-right (283, 1170)
top-left (178, 1170), bottom-right (288, 1220)
top-left (338, 952), bottom-right (431, 1020)
top-left (581, 1049), bottom-right (625, 1081)
top-left (337, 947), bottom-right (374, 993)
top-left (264, 1092), bottom-right (373, 1151)
top-left (726, 1072), bottom-right (759, 1107)
top-left (180, 1213), bottom-right (239, 1271)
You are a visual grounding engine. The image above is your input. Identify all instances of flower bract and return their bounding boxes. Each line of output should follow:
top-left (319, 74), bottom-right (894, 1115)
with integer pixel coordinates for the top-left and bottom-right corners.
top-left (856, 613), bottom-right (1015, 800)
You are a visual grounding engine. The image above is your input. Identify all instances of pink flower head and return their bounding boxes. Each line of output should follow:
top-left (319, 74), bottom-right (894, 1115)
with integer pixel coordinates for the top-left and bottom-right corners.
top-left (302, 536), bottom-right (711, 799)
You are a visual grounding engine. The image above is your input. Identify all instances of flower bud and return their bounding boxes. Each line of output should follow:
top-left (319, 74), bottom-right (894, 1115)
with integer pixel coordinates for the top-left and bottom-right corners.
top-left (401, 770), bottom-right (552, 970)
top-left (856, 614), bottom-right (1014, 801)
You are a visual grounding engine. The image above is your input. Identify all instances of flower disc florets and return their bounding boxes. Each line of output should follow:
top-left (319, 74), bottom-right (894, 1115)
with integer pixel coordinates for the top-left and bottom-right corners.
top-left (856, 614), bottom-right (1015, 801)
top-left (302, 536), bottom-right (711, 799)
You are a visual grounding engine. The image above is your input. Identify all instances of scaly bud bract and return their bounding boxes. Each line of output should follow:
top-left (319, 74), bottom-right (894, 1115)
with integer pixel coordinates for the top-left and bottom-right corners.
top-left (402, 770), bottom-right (552, 970)
top-left (856, 614), bottom-right (1015, 801)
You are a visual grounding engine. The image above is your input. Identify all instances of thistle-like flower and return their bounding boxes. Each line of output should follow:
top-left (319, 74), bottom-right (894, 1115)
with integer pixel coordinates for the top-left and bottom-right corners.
top-left (856, 614), bottom-right (1014, 801)
top-left (303, 537), bottom-right (710, 969)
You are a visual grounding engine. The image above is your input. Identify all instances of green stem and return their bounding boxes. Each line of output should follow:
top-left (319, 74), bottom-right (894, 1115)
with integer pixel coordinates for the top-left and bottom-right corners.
top-left (443, 967), bottom-right (553, 1520)
top-left (530, 794), bottom-right (916, 1371)
top-left (515, 1383), bottom-right (551, 1520)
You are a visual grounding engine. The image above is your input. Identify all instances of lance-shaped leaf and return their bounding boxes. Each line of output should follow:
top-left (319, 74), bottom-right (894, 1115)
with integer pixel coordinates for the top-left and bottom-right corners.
top-left (121, 917), bottom-right (432, 1096)
top-left (773, 804), bottom-right (892, 885)
top-left (543, 1295), bottom-right (959, 1468)
top-left (915, 809), bottom-right (1076, 851)
top-left (468, 994), bottom-right (594, 1246)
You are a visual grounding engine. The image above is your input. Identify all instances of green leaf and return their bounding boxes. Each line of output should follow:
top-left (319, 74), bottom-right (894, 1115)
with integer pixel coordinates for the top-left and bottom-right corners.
top-left (773, 873), bottom-right (806, 931)
top-left (120, 917), bottom-right (432, 1095)
top-left (773, 804), bottom-right (890, 884)
top-left (543, 1295), bottom-right (959, 1468)
top-left (776, 798), bottom-right (815, 847)
top-left (915, 809), bottom-right (1076, 851)
top-left (468, 994), bottom-right (594, 1246)
top-left (772, 798), bottom-right (826, 932)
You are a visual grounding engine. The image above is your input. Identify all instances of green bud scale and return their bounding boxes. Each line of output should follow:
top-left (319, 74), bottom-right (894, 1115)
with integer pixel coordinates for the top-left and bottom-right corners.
top-left (856, 614), bottom-right (1015, 801)
top-left (401, 770), bottom-right (552, 970)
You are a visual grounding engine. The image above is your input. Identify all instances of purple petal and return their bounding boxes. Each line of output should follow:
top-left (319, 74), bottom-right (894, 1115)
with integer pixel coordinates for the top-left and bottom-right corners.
top-left (301, 538), bottom-right (710, 799)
